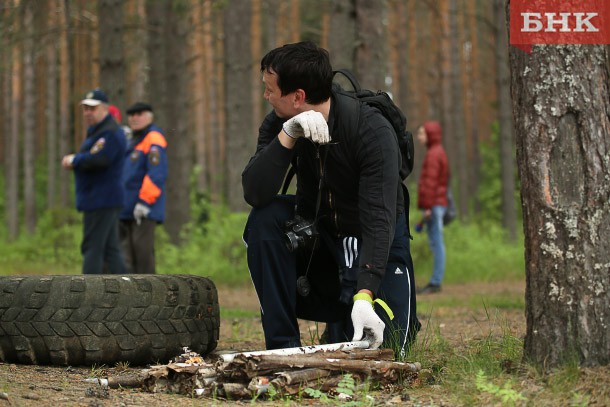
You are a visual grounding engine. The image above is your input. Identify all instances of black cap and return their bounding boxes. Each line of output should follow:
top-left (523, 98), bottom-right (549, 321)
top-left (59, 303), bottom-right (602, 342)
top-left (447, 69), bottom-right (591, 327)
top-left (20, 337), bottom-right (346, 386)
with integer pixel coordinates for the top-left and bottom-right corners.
top-left (81, 88), bottom-right (109, 106)
top-left (126, 102), bottom-right (153, 115)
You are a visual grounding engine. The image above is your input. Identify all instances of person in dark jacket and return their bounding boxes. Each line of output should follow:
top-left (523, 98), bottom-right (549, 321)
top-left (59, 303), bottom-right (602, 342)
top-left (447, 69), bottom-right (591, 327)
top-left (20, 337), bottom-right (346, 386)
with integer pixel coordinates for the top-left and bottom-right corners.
top-left (242, 42), bottom-right (420, 353)
top-left (119, 102), bottom-right (168, 274)
top-left (61, 88), bottom-right (127, 274)
top-left (416, 121), bottom-right (449, 294)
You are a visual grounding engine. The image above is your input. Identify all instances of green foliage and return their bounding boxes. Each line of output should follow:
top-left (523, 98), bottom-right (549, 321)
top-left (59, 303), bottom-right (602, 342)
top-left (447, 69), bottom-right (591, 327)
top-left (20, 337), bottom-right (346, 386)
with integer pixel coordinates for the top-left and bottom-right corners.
top-left (0, 207), bottom-right (82, 275)
top-left (475, 369), bottom-right (526, 406)
top-left (336, 373), bottom-right (356, 397)
top-left (156, 196), bottom-right (249, 285)
top-left (410, 220), bottom-right (525, 285)
top-left (303, 387), bottom-right (329, 402)
top-left (476, 121), bottom-right (521, 224)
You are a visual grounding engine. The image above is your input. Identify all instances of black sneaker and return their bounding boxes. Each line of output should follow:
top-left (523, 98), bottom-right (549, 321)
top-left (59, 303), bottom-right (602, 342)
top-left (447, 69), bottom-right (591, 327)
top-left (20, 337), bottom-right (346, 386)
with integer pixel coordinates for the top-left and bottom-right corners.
top-left (417, 284), bottom-right (441, 294)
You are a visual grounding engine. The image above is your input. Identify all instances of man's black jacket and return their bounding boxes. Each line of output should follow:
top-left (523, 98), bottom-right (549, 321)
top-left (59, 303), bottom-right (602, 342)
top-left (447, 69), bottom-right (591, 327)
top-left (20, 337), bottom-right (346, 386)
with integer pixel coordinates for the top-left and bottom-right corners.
top-left (242, 90), bottom-right (405, 295)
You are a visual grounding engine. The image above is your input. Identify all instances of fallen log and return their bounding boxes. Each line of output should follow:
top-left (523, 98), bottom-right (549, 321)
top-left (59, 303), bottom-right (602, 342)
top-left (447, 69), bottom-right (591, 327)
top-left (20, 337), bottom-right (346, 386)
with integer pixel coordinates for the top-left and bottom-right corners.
top-left (237, 353), bottom-right (420, 377)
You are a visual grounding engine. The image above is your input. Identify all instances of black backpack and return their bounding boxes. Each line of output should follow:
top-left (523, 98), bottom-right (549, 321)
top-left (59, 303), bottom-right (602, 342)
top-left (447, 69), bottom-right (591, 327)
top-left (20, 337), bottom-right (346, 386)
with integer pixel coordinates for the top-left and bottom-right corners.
top-left (333, 69), bottom-right (415, 180)
top-left (281, 70), bottom-right (415, 194)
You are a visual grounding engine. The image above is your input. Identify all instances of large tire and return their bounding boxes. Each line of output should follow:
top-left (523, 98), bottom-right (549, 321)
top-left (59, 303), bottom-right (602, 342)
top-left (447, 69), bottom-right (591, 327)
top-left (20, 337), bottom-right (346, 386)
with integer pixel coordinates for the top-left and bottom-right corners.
top-left (0, 274), bottom-right (220, 366)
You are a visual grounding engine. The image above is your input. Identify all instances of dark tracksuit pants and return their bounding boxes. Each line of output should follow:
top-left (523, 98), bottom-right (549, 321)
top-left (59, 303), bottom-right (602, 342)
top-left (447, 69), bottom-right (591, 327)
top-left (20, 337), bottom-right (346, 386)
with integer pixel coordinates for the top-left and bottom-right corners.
top-left (82, 208), bottom-right (125, 275)
top-left (243, 195), bottom-right (420, 353)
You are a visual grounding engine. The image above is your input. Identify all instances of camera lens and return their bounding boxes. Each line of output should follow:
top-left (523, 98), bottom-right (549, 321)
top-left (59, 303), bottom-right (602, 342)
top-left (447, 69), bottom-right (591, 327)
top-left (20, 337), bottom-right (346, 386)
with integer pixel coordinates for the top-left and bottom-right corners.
top-left (284, 231), bottom-right (301, 252)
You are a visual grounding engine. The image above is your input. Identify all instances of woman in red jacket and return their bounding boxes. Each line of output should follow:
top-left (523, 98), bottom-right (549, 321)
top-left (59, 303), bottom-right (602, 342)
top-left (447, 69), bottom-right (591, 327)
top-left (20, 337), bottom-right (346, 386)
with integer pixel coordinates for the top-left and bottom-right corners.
top-left (416, 121), bottom-right (449, 294)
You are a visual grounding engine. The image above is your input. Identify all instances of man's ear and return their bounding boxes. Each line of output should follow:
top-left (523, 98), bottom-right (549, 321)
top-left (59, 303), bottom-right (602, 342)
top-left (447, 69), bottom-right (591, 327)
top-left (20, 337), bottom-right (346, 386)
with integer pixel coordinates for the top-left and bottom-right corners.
top-left (292, 89), bottom-right (306, 108)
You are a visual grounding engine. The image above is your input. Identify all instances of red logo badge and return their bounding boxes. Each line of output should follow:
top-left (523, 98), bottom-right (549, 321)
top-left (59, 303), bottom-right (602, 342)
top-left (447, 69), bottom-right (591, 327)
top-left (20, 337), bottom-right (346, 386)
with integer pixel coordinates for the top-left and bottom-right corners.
top-left (510, 0), bottom-right (610, 53)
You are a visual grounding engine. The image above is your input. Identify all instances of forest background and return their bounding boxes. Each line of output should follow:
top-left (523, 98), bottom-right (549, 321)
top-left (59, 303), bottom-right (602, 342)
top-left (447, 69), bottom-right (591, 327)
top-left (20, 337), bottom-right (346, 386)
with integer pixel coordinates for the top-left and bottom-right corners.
top-left (0, 0), bottom-right (520, 250)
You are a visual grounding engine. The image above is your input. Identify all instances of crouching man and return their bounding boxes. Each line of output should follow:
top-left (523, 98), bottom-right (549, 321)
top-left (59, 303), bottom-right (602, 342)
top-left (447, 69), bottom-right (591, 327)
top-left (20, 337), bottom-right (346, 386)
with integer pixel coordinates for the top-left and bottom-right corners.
top-left (242, 42), bottom-right (420, 354)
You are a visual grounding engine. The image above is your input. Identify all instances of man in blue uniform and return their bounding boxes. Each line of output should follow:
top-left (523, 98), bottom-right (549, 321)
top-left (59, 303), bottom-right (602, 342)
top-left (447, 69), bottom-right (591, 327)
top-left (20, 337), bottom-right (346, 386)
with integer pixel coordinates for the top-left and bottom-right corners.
top-left (119, 102), bottom-right (168, 274)
top-left (62, 88), bottom-right (127, 274)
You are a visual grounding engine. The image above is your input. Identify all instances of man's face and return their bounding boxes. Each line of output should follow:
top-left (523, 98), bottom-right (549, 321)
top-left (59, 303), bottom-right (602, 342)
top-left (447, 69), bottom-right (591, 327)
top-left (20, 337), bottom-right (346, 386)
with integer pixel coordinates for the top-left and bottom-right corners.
top-left (128, 111), bottom-right (153, 131)
top-left (82, 104), bottom-right (108, 126)
top-left (262, 70), bottom-right (296, 119)
top-left (416, 126), bottom-right (427, 146)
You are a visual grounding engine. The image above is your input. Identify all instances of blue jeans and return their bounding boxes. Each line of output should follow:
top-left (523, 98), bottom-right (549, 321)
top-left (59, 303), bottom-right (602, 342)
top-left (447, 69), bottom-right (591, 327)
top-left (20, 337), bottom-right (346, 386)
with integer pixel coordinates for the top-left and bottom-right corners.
top-left (426, 205), bottom-right (446, 286)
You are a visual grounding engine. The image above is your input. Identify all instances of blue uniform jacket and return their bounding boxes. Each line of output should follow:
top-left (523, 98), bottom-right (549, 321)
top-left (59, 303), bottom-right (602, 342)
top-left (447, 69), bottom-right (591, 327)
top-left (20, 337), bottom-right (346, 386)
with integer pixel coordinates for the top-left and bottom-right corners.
top-left (120, 124), bottom-right (168, 222)
top-left (72, 114), bottom-right (127, 212)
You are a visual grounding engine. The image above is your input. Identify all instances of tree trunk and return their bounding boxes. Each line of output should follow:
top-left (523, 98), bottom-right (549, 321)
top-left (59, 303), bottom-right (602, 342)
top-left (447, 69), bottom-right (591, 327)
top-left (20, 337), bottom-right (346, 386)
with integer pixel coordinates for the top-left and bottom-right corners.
top-left (328, 0), bottom-right (356, 71)
top-left (224, 0), bottom-right (253, 211)
top-left (203, 0), bottom-right (221, 203)
top-left (191, 0), bottom-right (207, 192)
top-left (448, 0), bottom-right (468, 220)
top-left (354, 0), bottom-right (386, 91)
top-left (509, 41), bottom-right (610, 367)
top-left (7, 5), bottom-right (21, 240)
top-left (46, 6), bottom-right (58, 209)
top-left (59, 0), bottom-right (72, 207)
top-left (494, 0), bottom-right (517, 241)
top-left (146, 0), bottom-right (192, 243)
top-left (98, 0), bottom-right (125, 109)
top-left (125, 0), bottom-right (147, 103)
top-left (22, 0), bottom-right (37, 234)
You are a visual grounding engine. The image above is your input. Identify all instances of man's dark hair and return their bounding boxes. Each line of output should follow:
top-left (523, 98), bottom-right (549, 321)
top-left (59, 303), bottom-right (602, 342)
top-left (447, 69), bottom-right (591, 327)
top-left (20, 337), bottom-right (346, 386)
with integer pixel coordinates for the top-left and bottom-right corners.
top-left (260, 41), bottom-right (333, 105)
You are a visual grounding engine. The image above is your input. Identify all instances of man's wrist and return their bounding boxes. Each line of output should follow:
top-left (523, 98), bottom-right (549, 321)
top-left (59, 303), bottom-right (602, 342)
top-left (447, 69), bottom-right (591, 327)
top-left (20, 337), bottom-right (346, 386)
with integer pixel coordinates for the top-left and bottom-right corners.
top-left (278, 130), bottom-right (298, 149)
top-left (354, 291), bottom-right (373, 304)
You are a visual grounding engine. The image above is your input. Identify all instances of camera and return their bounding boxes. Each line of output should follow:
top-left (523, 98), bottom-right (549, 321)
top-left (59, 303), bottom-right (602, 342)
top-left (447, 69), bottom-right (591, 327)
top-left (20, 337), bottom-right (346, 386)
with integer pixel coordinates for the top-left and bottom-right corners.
top-left (284, 216), bottom-right (318, 252)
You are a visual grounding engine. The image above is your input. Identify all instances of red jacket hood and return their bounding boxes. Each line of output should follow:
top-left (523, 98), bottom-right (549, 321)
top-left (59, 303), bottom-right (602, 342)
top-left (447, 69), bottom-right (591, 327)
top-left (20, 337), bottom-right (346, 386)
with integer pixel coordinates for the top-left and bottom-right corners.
top-left (424, 121), bottom-right (442, 147)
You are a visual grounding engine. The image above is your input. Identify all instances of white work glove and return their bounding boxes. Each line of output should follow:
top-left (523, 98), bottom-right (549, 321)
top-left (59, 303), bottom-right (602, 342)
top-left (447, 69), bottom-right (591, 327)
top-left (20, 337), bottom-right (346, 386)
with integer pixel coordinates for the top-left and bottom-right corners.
top-left (282, 110), bottom-right (330, 144)
top-left (133, 203), bottom-right (151, 225)
top-left (351, 295), bottom-right (385, 349)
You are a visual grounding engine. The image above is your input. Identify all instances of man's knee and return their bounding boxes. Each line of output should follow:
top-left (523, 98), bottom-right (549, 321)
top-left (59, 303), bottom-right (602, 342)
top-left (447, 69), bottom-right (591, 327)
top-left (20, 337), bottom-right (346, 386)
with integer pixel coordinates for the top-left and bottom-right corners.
top-left (244, 196), bottom-right (295, 243)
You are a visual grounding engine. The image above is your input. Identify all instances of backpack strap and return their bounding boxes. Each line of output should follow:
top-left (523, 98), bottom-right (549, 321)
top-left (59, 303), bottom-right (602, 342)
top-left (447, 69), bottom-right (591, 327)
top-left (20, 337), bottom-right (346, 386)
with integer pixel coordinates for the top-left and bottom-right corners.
top-left (281, 165), bottom-right (295, 195)
top-left (333, 69), bottom-right (361, 92)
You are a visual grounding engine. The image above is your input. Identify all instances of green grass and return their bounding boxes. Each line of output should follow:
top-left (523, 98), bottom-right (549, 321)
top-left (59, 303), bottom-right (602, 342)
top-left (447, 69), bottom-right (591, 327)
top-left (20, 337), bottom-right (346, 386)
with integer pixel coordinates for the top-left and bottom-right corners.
top-left (1, 204), bottom-right (525, 290)
top-left (410, 219), bottom-right (525, 285)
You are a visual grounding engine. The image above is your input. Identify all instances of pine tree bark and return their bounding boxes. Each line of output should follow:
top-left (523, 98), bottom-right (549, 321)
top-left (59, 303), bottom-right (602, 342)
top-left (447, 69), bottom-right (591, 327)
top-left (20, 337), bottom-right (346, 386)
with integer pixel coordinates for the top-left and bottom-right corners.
top-left (146, 0), bottom-right (192, 243)
top-left (46, 5), bottom-right (58, 208)
top-left (494, 0), bottom-right (516, 240)
top-left (7, 3), bottom-right (21, 240)
top-left (328, 0), bottom-right (356, 71)
top-left (59, 0), bottom-right (72, 207)
top-left (224, 0), bottom-right (253, 211)
top-left (22, 0), bottom-right (37, 234)
top-left (98, 0), bottom-right (125, 110)
top-left (509, 42), bottom-right (610, 367)
top-left (354, 0), bottom-right (386, 91)
top-left (447, 0), bottom-right (468, 220)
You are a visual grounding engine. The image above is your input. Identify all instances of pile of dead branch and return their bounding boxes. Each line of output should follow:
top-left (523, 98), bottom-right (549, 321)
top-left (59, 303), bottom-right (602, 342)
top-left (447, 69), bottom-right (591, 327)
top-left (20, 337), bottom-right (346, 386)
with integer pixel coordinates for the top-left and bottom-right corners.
top-left (134, 343), bottom-right (421, 400)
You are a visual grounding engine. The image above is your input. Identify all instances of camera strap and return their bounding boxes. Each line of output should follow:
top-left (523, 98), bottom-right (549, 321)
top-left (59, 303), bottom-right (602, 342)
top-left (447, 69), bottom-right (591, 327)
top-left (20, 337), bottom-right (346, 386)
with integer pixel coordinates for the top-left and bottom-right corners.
top-left (299, 145), bottom-right (330, 296)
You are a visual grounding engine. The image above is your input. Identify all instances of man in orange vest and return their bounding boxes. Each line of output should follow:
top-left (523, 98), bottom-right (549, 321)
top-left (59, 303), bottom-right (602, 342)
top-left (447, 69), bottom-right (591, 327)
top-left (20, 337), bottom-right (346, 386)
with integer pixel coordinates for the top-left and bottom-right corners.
top-left (119, 102), bottom-right (168, 274)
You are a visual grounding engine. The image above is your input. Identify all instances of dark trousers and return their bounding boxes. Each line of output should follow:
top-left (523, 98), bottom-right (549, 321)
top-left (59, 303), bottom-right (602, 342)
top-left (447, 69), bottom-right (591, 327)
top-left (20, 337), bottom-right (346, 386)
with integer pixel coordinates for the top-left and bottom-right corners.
top-left (119, 219), bottom-right (156, 274)
top-left (243, 195), bottom-right (420, 352)
top-left (82, 208), bottom-right (125, 275)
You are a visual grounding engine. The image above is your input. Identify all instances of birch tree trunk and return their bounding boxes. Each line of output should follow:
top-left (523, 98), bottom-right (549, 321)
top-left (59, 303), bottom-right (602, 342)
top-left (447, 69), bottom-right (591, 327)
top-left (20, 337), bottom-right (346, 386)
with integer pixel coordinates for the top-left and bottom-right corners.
top-left (509, 42), bottom-right (610, 367)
